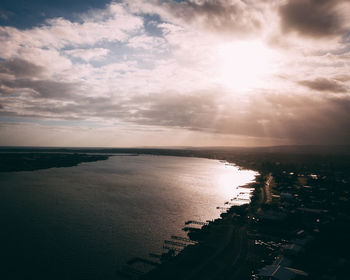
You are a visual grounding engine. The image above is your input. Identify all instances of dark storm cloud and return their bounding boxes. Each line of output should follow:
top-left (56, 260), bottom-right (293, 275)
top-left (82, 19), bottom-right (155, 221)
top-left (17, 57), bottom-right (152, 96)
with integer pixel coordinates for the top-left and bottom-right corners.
top-left (279, 0), bottom-right (348, 38)
top-left (299, 77), bottom-right (348, 93)
top-left (0, 58), bottom-right (44, 78)
top-left (159, 0), bottom-right (265, 35)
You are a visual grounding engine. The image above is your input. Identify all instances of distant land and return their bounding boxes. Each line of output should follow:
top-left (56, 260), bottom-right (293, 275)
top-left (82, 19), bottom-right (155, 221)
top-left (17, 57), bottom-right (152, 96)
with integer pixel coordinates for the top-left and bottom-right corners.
top-left (1, 145), bottom-right (350, 154)
top-left (0, 152), bottom-right (110, 172)
top-left (1, 145), bottom-right (350, 173)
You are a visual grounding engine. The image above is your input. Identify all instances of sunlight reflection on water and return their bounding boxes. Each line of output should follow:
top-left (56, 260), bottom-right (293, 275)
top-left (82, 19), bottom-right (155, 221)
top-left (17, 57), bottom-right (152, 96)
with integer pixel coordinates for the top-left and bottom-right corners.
top-left (0, 155), bottom-right (258, 280)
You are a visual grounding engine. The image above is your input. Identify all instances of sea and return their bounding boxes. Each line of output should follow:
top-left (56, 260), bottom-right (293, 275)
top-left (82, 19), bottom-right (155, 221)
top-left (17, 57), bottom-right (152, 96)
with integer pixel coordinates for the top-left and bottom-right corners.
top-left (0, 154), bottom-right (257, 280)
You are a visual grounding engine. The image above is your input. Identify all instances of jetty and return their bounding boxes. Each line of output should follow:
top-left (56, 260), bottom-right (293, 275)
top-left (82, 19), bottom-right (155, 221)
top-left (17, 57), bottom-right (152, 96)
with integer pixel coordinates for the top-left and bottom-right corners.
top-left (171, 235), bottom-right (197, 244)
top-left (185, 220), bottom-right (208, 226)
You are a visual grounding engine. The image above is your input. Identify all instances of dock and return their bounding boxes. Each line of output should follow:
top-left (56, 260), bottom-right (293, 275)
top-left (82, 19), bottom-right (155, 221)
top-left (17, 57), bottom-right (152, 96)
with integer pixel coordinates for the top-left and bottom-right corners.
top-left (185, 220), bottom-right (208, 226)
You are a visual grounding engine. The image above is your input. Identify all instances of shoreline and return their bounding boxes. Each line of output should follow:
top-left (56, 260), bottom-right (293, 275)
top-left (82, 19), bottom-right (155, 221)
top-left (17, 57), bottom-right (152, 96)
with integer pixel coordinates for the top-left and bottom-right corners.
top-left (2, 148), bottom-right (348, 279)
top-left (0, 149), bottom-right (262, 279)
top-left (138, 160), bottom-right (264, 280)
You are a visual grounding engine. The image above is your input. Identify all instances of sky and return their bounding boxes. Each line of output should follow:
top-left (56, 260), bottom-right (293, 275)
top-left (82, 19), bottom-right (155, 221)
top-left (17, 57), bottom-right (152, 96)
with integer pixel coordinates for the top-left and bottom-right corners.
top-left (0, 0), bottom-right (349, 147)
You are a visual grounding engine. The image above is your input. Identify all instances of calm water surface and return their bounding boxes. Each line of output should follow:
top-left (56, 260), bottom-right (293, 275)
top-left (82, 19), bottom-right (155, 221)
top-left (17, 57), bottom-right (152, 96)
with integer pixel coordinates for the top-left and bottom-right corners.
top-left (0, 155), bottom-right (257, 279)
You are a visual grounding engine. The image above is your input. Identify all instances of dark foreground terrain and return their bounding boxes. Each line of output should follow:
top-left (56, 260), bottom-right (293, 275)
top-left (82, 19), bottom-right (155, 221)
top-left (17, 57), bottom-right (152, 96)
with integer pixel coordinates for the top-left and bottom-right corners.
top-left (1, 145), bottom-right (350, 279)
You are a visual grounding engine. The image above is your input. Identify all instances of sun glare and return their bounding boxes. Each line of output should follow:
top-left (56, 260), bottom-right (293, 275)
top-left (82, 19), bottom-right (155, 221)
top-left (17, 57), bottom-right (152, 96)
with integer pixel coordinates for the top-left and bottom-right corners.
top-left (216, 41), bottom-right (275, 92)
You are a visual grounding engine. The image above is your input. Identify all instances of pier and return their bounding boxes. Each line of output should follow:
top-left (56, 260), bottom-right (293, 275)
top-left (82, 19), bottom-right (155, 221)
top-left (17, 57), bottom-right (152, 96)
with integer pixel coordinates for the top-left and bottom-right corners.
top-left (185, 220), bottom-right (208, 226)
top-left (216, 206), bottom-right (230, 210)
top-left (164, 240), bottom-right (188, 247)
top-left (171, 235), bottom-right (198, 244)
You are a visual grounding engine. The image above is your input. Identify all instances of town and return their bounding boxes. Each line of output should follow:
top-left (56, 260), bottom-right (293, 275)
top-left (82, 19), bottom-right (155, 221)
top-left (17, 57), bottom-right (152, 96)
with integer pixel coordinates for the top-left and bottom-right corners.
top-left (137, 147), bottom-right (350, 280)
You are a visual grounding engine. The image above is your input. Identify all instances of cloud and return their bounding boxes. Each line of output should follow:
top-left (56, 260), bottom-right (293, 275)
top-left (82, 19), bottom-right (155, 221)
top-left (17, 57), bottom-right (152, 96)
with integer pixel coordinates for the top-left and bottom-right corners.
top-left (118, 90), bottom-right (350, 145)
top-left (128, 0), bottom-right (270, 37)
top-left (66, 48), bottom-right (110, 62)
top-left (299, 77), bottom-right (348, 93)
top-left (334, 74), bottom-right (350, 82)
top-left (0, 58), bottom-right (75, 101)
top-left (129, 91), bottom-right (218, 128)
top-left (0, 3), bottom-right (143, 58)
top-left (127, 34), bottom-right (166, 50)
top-left (1, 76), bottom-right (350, 145)
top-left (0, 48), bottom-right (73, 78)
top-left (167, 0), bottom-right (262, 35)
top-left (0, 0), bottom-right (350, 146)
top-left (0, 58), bottom-right (45, 78)
top-left (279, 0), bottom-right (350, 38)
top-left (0, 77), bottom-right (82, 100)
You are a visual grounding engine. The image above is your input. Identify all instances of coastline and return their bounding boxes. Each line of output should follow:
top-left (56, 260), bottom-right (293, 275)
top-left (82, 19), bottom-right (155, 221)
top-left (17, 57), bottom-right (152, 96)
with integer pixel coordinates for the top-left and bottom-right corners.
top-left (2, 148), bottom-right (348, 279)
top-left (138, 160), bottom-right (264, 280)
top-left (0, 149), bottom-right (262, 279)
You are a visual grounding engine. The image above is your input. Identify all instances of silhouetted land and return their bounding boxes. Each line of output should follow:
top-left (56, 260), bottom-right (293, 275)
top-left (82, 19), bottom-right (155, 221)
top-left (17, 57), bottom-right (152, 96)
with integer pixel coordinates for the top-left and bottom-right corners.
top-left (0, 152), bottom-right (110, 172)
top-left (1, 145), bottom-right (350, 279)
